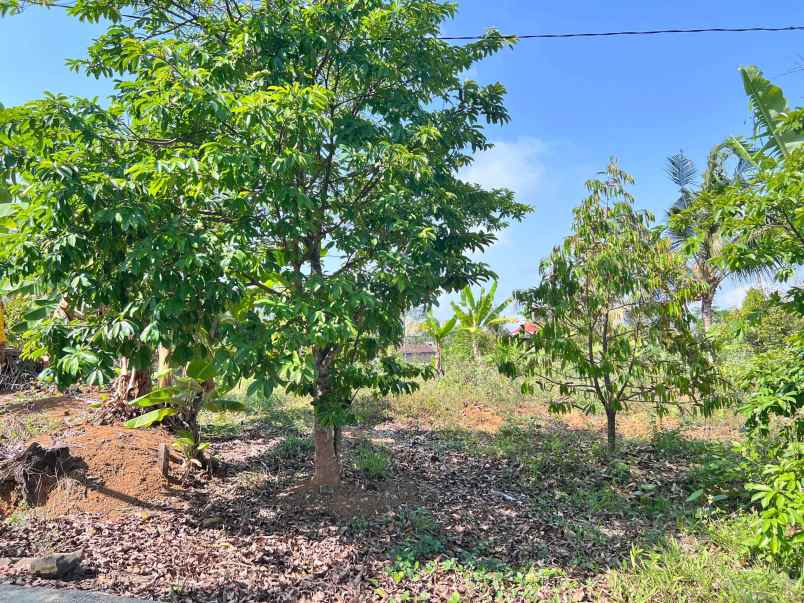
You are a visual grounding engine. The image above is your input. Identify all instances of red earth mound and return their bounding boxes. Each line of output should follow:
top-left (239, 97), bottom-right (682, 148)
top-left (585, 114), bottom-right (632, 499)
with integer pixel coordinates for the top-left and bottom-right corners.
top-left (27, 424), bottom-right (173, 518)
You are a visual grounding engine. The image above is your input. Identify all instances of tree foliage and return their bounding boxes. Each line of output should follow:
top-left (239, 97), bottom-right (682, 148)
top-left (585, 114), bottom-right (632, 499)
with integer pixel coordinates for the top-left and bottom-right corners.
top-left (0, 0), bottom-right (529, 483)
top-left (501, 160), bottom-right (726, 453)
top-left (665, 146), bottom-right (762, 329)
top-left (703, 68), bottom-right (804, 571)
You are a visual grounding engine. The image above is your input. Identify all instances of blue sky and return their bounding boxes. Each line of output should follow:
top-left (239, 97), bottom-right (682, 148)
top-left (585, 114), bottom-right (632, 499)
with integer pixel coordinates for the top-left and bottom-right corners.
top-left (2, 1), bottom-right (803, 316)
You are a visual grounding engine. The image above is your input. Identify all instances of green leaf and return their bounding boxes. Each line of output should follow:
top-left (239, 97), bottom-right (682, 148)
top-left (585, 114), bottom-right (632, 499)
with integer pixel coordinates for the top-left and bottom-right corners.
top-left (740, 66), bottom-right (791, 159)
top-left (123, 407), bottom-right (177, 429)
top-left (23, 306), bottom-right (49, 322)
top-left (129, 387), bottom-right (180, 408)
top-left (686, 489), bottom-right (704, 503)
top-left (185, 359), bottom-right (216, 381)
top-left (204, 398), bottom-right (246, 413)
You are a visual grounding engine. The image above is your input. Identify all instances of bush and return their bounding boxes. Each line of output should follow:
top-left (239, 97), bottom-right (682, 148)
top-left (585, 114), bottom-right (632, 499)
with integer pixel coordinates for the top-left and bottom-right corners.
top-left (737, 339), bottom-right (804, 573)
top-left (746, 444), bottom-right (803, 572)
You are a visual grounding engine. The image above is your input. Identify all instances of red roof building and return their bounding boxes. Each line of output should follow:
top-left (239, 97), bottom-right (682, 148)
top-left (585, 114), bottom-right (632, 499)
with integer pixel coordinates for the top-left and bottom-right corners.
top-left (511, 322), bottom-right (538, 336)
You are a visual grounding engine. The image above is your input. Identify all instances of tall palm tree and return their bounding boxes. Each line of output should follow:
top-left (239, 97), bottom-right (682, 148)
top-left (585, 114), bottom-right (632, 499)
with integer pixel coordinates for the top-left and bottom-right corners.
top-left (666, 147), bottom-right (762, 329)
top-left (451, 281), bottom-right (511, 359)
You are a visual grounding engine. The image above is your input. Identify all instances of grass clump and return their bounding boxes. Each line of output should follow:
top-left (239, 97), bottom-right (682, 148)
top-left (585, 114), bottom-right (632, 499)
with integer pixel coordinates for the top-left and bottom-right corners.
top-left (274, 434), bottom-right (314, 460)
top-left (607, 521), bottom-right (803, 603)
top-left (353, 440), bottom-right (392, 479)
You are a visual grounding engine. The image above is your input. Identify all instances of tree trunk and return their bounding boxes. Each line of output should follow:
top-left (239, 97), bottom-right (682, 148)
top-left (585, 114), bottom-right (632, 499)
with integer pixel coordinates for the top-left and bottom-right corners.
top-left (313, 415), bottom-right (340, 488)
top-left (115, 357), bottom-right (151, 401)
top-left (435, 343), bottom-right (443, 375)
top-left (606, 407), bottom-right (617, 455)
top-left (471, 335), bottom-right (479, 360)
top-left (701, 293), bottom-right (714, 331)
top-left (157, 346), bottom-right (173, 389)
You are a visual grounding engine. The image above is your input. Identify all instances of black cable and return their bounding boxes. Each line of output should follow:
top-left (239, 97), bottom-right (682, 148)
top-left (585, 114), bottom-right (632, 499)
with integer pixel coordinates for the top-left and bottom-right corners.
top-left (12, 2), bottom-right (804, 41)
top-left (440, 26), bottom-right (804, 41)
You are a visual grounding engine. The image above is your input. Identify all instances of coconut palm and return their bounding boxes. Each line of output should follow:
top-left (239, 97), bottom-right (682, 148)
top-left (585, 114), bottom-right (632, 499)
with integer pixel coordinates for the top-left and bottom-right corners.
top-left (666, 147), bottom-right (764, 329)
top-left (451, 281), bottom-right (511, 359)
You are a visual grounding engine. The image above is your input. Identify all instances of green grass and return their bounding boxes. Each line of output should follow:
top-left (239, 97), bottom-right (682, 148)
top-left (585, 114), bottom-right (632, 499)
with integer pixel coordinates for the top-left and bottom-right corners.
top-left (381, 554), bottom-right (580, 603)
top-left (383, 360), bottom-right (528, 426)
top-left (274, 434), bottom-right (314, 460)
top-left (352, 440), bottom-right (392, 479)
top-left (607, 528), bottom-right (803, 602)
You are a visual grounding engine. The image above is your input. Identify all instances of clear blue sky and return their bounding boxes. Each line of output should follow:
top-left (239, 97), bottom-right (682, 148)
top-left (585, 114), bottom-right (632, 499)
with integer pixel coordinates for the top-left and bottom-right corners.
top-left (2, 1), bottom-right (803, 315)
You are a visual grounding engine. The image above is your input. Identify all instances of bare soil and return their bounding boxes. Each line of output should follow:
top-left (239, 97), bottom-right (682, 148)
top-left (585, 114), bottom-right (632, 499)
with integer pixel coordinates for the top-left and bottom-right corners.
top-left (30, 425), bottom-right (173, 518)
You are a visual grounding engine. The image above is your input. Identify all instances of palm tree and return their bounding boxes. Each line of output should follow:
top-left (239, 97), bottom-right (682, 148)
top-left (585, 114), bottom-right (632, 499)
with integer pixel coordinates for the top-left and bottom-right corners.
top-left (665, 147), bottom-right (762, 329)
top-left (421, 312), bottom-right (456, 374)
top-left (451, 281), bottom-right (511, 359)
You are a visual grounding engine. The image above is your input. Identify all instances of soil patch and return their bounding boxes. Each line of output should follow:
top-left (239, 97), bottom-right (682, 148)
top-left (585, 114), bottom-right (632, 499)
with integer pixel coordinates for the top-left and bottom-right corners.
top-left (20, 425), bottom-right (173, 518)
top-left (0, 395), bottom-right (94, 441)
top-left (461, 402), bottom-right (504, 433)
top-left (275, 479), bottom-right (418, 519)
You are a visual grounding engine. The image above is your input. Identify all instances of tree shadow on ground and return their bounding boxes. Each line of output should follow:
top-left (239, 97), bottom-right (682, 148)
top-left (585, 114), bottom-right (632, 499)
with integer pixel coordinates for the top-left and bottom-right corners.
top-left (160, 415), bottom-right (742, 601)
top-left (1, 411), bottom-right (746, 602)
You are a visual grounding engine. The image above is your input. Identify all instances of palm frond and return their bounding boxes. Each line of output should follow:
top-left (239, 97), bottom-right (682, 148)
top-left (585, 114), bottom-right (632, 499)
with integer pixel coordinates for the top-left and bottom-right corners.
top-left (666, 152), bottom-right (697, 190)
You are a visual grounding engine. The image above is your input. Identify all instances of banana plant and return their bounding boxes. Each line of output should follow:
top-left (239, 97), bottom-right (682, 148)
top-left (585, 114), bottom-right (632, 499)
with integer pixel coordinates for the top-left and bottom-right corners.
top-left (451, 281), bottom-right (512, 360)
top-left (724, 66), bottom-right (804, 166)
top-left (421, 312), bottom-right (457, 374)
top-left (125, 359), bottom-right (244, 463)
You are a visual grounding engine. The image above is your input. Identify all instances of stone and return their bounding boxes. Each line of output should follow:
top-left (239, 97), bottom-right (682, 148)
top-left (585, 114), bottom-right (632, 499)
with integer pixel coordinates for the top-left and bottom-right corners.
top-left (0, 584), bottom-right (155, 602)
top-left (3, 550), bottom-right (83, 578)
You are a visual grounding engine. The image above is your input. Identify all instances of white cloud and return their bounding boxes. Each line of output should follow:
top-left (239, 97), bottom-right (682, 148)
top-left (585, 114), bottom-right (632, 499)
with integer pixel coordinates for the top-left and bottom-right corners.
top-left (717, 284), bottom-right (752, 309)
top-left (460, 137), bottom-right (546, 203)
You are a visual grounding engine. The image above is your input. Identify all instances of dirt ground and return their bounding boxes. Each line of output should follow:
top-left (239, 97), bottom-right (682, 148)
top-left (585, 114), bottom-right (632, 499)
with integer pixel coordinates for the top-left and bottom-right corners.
top-left (0, 390), bottom-right (743, 602)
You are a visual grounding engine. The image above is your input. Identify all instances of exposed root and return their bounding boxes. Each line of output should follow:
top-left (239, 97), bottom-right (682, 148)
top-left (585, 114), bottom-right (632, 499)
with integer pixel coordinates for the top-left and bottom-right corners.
top-left (0, 442), bottom-right (86, 506)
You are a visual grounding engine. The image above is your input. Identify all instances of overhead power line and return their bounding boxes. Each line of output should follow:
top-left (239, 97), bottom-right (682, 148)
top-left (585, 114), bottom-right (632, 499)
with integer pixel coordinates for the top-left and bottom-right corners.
top-left (438, 26), bottom-right (804, 41)
top-left (12, 3), bottom-right (804, 41)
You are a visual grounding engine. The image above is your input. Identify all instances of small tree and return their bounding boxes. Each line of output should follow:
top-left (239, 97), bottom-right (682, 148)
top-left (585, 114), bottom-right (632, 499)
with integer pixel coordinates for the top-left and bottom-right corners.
top-left (501, 160), bottom-right (725, 454)
top-left (124, 359), bottom-right (244, 466)
top-left (421, 311), bottom-right (456, 374)
top-left (451, 281), bottom-right (511, 360)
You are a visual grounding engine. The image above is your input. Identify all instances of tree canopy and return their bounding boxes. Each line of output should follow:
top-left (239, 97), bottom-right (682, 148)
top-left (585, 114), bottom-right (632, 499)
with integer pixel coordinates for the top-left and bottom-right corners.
top-left (501, 160), bottom-right (726, 453)
top-left (0, 0), bottom-right (530, 483)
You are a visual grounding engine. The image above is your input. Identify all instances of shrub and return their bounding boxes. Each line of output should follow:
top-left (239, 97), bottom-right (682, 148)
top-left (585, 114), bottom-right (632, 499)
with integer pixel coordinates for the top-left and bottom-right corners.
top-left (738, 339), bottom-right (804, 573)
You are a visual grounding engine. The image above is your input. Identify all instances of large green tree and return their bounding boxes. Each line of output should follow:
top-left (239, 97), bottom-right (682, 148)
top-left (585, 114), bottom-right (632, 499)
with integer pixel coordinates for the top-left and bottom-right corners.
top-left (501, 160), bottom-right (725, 454)
top-left (0, 0), bottom-right (529, 485)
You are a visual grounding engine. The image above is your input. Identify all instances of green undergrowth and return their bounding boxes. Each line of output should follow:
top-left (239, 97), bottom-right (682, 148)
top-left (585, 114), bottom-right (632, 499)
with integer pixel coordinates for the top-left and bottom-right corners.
top-left (606, 517), bottom-right (803, 602)
top-left (197, 364), bottom-right (797, 600)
